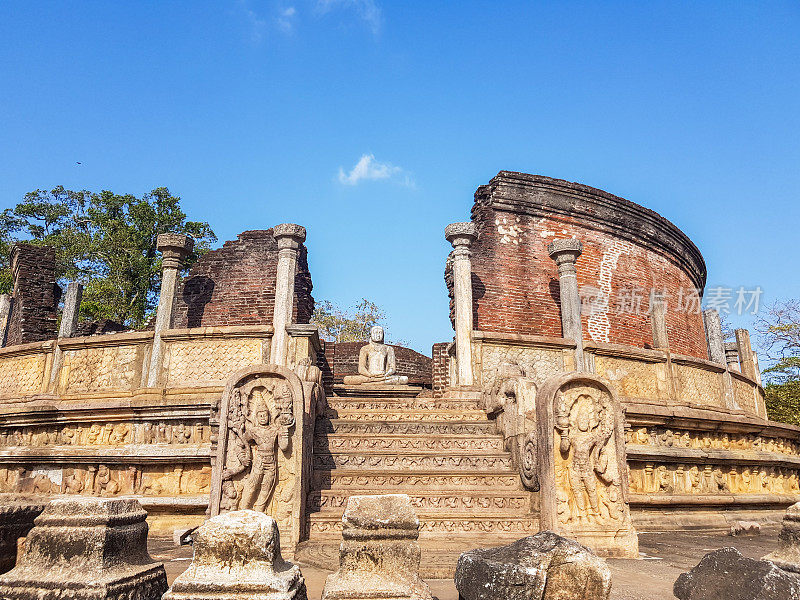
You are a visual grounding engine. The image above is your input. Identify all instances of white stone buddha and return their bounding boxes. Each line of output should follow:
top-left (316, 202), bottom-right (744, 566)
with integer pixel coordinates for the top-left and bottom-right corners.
top-left (342, 326), bottom-right (409, 386)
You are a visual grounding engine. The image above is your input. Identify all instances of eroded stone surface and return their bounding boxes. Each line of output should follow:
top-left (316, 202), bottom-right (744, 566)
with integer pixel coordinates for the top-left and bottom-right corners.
top-left (164, 510), bottom-right (307, 600)
top-left (321, 494), bottom-right (433, 600)
top-left (730, 520), bottom-right (761, 536)
top-left (0, 500), bottom-right (45, 574)
top-left (0, 497), bottom-right (167, 599)
top-left (674, 546), bottom-right (800, 600)
top-left (454, 530), bottom-right (611, 600)
top-left (764, 501), bottom-right (800, 573)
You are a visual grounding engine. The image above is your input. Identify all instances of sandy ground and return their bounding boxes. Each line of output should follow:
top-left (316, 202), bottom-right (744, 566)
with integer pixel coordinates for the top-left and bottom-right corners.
top-left (150, 525), bottom-right (782, 600)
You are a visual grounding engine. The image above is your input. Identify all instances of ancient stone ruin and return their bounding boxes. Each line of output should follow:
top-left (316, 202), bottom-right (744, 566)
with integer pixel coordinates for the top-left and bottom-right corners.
top-left (0, 171), bottom-right (790, 573)
top-left (0, 497), bottom-right (167, 599)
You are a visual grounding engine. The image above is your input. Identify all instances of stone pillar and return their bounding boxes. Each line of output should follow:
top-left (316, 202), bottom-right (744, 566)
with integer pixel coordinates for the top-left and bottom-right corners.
top-left (270, 224), bottom-right (307, 367)
top-left (548, 239), bottom-right (585, 372)
top-left (49, 282), bottom-right (84, 387)
top-left (0, 294), bottom-right (11, 347)
top-left (724, 343), bottom-right (740, 372)
top-left (735, 328), bottom-right (758, 381)
top-left (650, 290), bottom-right (669, 350)
top-left (163, 510), bottom-right (307, 600)
top-left (321, 494), bottom-right (433, 600)
top-left (702, 309), bottom-right (726, 364)
top-left (445, 222), bottom-right (477, 387)
top-left (147, 234), bottom-right (194, 387)
top-left (0, 497), bottom-right (167, 599)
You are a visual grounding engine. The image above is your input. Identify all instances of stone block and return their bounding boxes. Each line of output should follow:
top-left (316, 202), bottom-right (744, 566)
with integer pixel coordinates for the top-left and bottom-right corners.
top-left (730, 520), bottom-right (761, 536)
top-left (454, 530), bottom-right (612, 600)
top-left (0, 497), bottom-right (167, 599)
top-left (764, 501), bottom-right (800, 573)
top-left (163, 510), bottom-right (307, 600)
top-left (674, 547), bottom-right (800, 600)
top-left (0, 500), bottom-right (45, 574)
top-left (321, 494), bottom-right (434, 600)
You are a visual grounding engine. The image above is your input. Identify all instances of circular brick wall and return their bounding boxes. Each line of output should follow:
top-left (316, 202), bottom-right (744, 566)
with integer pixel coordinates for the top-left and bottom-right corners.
top-left (461, 172), bottom-right (708, 358)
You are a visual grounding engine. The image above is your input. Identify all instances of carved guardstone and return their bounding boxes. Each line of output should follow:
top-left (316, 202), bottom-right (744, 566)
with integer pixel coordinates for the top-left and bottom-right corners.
top-left (764, 501), bottom-right (800, 573)
top-left (163, 510), bottom-right (307, 600)
top-left (0, 497), bottom-right (167, 600)
top-left (536, 372), bottom-right (638, 558)
top-left (321, 494), bottom-right (434, 600)
top-left (454, 531), bottom-right (612, 600)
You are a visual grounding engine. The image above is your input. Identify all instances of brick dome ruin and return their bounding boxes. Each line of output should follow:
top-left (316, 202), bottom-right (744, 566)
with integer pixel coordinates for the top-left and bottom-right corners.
top-left (0, 171), bottom-right (793, 571)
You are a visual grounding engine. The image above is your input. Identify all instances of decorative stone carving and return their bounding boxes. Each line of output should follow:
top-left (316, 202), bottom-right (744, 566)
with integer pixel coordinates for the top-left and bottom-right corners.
top-left (454, 531), bottom-right (612, 600)
top-left (342, 326), bottom-right (409, 385)
top-left (0, 497), bottom-right (167, 599)
top-left (536, 372), bottom-right (638, 557)
top-left (163, 510), bottom-right (307, 600)
top-left (321, 494), bottom-right (433, 600)
top-left (764, 501), bottom-right (800, 573)
top-left (210, 363), bottom-right (322, 551)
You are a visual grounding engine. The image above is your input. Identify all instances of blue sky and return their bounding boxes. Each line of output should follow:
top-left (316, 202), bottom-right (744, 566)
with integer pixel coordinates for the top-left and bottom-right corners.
top-left (1, 1), bottom-right (798, 354)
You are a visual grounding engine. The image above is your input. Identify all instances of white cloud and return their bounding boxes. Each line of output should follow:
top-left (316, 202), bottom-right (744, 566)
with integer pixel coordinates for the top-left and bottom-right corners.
top-left (316, 0), bottom-right (382, 35)
top-left (237, 0), bottom-right (268, 43)
top-left (337, 154), bottom-right (412, 187)
top-left (276, 6), bottom-right (297, 32)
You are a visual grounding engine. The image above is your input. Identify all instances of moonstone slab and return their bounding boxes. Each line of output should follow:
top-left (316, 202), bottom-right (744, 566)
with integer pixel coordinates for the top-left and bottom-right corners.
top-left (0, 497), bottom-right (167, 600)
top-left (764, 501), bottom-right (800, 573)
top-left (321, 494), bottom-right (434, 600)
top-left (674, 547), bottom-right (800, 600)
top-left (163, 510), bottom-right (307, 600)
top-left (454, 531), bottom-right (612, 600)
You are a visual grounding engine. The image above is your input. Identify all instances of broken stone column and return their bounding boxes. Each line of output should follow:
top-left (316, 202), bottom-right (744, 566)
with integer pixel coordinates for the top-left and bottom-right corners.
top-left (163, 510), bottom-right (307, 600)
top-left (725, 342), bottom-right (740, 372)
top-left (764, 501), bottom-right (800, 573)
top-left (445, 222), bottom-right (477, 387)
top-left (702, 308), bottom-right (726, 364)
top-left (321, 494), bottom-right (433, 600)
top-left (0, 294), bottom-right (11, 347)
top-left (0, 501), bottom-right (45, 574)
top-left (271, 224), bottom-right (307, 367)
top-left (49, 282), bottom-right (83, 387)
top-left (649, 290), bottom-right (669, 349)
top-left (548, 239), bottom-right (585, 372)
top-left (147, 234), bottom-right (194, 387)
top-left (455, 531), bottom-right (612, 600)
top-left (735, 328), bottom-right (759, 383)
top-left (0, 497), bottom-right (167, 599)
top-left (674, 547), bottom-right (800, 600)
top-left (5, 244), bottom-right (59, 346)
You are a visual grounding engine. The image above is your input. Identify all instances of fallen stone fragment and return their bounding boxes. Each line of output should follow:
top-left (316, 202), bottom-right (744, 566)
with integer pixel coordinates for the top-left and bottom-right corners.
top-left (674, 546), bottom-right (800, 600)
top-left (0, 497), bottom-right (167, 600)
top-left (764, 501), bottom-right (800, 573)
top-left (164, 510), bottom-right (307, 600)
top-left (321, 494), bottom-right (433, 600)
top-left (0, 499), bottom-right (45, 574)
top-left (730, 520), bottom-right (761, 536)
top-left (454, 530), bottom-right (612, 600)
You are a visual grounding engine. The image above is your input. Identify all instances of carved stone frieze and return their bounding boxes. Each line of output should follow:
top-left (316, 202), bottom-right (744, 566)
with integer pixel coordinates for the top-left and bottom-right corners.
top-left (167, 338), bottom-right (262, 386)
top-left (309, 518), bottom-right (539, 535)
top-left (315, 473), bottom-right (521, 489)
top-left (628, 462), bottom-right (800, 496)
top-left (624, 425), bottom-right (800, 455)
top-left (310, 493), bottom-right (530, 512)
top-left (313, 453), bottom-right (513, 470)
top-left (315, 436), bottom-right (504, 453)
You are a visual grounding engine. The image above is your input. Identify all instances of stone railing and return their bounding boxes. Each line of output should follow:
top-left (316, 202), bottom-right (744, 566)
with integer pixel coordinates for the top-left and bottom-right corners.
top-left (0, 324), bottom-right (323, 534)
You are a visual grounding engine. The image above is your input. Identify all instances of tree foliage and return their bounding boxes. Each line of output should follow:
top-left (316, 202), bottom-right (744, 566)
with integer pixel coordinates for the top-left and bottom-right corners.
top-left (311, 299), bottom-right (386, 343)
top-left (0, 186), bottom-right (216, 328)
top-left (755, 299), bottom-right (800, 424)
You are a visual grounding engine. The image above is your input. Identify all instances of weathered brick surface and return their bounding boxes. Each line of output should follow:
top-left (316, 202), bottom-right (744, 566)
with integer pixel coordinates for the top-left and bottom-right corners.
top-left (5, 244), bottom-right (60, 345)
top-left (172, 229), bottom-right (314, 329)
top-left (320, 341), bottom-right (432, 388)
top-left (450, 172), bottom-right (709, 359)
top-left (431, 342), bottom-right (450, 397)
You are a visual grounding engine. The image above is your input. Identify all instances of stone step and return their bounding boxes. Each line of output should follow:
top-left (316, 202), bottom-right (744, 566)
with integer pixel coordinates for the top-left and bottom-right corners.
top-left (314, 433), bottom-right (506, 453)
top-left (325, 397), bottom-right (482, 412)
top-left (324, 409), bottom-right (488, 422)
top-left (312, 451), bottom-right (513, 471)
top-left (307, 511), bottom-right (538, 539)
top-left (308, 490), bottom-right (532, 514)
top-left (317, 419), bottom-right (497, 436)
top-left (311, 469), bottom-right (524, 491)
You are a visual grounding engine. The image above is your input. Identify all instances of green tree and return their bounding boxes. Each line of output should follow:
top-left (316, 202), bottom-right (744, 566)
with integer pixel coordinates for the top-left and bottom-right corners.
top-left (311, 299), bottom-right (386, 342)
top-left (0, 186), bottom-right (216, 328)
top-left (755, 299), bottom-right (800, 424)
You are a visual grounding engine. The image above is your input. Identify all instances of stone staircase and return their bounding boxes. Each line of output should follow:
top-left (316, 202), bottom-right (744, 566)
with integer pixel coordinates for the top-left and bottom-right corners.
top-left (296, 387), bottom-right (538, 577)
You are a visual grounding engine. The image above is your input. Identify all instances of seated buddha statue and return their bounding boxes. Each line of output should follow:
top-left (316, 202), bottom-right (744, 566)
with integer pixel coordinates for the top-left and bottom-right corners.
top-left (342, 326), bottom-right (409, 386)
